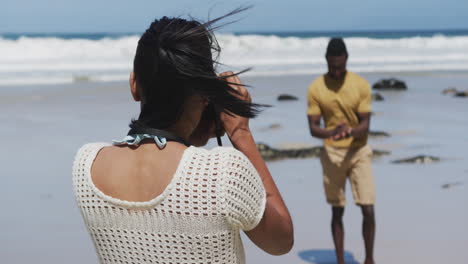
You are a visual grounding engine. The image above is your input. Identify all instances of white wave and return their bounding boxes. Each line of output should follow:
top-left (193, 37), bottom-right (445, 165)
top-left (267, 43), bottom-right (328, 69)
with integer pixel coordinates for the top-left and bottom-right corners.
top-left (1, 34), bottom-right (468, 86)
top-left (0, 62), bottom-right (131, 73)
top-left (243, 63), bottom-right (468, 77)
top-left (0, 36), bottom-right (139, 62)
top-left (216, 34), bottom-right (468, 67)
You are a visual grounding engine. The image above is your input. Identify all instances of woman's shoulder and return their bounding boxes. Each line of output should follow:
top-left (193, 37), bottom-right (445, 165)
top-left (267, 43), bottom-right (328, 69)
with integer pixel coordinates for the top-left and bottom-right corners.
top-left (75, 142), bottom-right (111, 156)
top-left (186, 146), bottom-right (251, 168)
top-left (190, 146), bottom-right (254, 171)
top-left (190, 146), bottom-right (246, 159)
top-left (73, 142), bottom-right (111, 167)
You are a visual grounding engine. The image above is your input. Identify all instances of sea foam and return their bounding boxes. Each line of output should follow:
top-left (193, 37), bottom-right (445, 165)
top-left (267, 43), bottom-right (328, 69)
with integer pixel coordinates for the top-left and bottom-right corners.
top-left (1, 34), bottom-right (468, 86)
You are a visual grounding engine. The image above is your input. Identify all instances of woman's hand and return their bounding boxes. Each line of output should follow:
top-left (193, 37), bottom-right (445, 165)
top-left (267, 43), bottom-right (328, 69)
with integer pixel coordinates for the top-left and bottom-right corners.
top-left (218, 71), bottom-right (252, 143)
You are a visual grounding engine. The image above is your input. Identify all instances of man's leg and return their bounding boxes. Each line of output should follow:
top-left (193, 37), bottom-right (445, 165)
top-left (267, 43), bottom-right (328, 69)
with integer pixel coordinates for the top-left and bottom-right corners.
top-left (361, 205), bottom-right (375, 264)
top-left (320, 146), bottom-right (348, 264)
top-left (332, 206), bottom-right (345, 264)
top-left (350, 145), bottom-right (376, 264)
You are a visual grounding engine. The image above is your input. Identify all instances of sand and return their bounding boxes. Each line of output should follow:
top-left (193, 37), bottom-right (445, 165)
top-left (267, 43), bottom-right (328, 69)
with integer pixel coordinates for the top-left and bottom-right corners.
top-left (1, 72), bottom-right (467, 264)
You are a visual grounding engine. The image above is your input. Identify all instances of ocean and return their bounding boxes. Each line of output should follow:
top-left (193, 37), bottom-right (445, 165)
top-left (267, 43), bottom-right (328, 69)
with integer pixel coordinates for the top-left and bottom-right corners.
top-left (1, 29), bottom-right (468, 87)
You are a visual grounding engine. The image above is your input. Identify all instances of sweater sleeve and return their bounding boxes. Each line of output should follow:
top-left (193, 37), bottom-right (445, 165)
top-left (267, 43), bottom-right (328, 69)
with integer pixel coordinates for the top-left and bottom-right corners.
top-left (221, 148), bottom-right (266, 231)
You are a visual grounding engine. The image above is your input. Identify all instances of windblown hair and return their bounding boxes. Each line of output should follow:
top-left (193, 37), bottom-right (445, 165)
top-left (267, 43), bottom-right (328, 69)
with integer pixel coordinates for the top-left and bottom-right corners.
top-left (326, 37), bottom-right (348, 57)
top-left (131, 7), bottom-right (262, 129)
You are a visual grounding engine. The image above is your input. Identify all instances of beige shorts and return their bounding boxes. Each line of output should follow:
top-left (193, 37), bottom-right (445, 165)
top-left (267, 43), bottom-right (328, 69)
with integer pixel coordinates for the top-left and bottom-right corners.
top-left (320, 144), bottom-right (375, 207)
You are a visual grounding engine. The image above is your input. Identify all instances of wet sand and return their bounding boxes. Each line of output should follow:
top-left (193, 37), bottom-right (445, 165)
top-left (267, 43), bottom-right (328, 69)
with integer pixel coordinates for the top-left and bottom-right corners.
top-left (1, 72), bottom-right (467, 263)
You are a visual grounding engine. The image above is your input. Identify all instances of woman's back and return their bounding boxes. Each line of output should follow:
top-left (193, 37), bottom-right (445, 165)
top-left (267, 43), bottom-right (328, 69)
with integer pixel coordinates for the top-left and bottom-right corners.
top-left (72, 143), bottom-right (266, 264)
top-left (90, 142), bottom-right (187, 202)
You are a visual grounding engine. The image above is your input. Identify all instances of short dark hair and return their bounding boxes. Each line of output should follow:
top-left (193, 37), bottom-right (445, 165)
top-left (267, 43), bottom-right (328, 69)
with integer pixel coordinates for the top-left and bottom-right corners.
top-left (326, 38), bottom-right (348, 57)
top-left (131, 7), bottom-right (262, 129)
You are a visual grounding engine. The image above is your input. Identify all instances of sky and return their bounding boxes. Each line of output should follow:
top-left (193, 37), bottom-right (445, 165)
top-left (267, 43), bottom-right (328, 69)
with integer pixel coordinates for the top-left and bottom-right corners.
top-left (1, 0), bottom-right (468, 33)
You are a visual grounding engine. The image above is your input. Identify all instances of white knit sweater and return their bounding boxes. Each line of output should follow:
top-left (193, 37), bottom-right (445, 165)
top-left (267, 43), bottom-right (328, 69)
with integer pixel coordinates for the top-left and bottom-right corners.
top-left (72, 143), bottom-right (266, 264)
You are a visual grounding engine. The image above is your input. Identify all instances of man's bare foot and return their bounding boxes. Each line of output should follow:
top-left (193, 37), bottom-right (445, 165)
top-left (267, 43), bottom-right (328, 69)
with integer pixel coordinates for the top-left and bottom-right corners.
top-left (335, 256), bottom-right (345, 264)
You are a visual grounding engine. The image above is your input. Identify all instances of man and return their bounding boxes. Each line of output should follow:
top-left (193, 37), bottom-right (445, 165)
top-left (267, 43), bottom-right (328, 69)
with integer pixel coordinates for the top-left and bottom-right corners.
top-left (307, 38), bottom-right (375, 264)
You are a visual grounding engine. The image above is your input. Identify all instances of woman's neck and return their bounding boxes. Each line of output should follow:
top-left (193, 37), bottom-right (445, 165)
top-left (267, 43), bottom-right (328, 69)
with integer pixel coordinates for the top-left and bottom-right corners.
top-left (166, 120), bottom-right (195, 143)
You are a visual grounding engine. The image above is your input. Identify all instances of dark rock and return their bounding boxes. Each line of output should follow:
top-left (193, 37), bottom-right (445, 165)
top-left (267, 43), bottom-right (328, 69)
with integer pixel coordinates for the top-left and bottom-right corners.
top-left (277, 94), bottom-right (299, 101)
top-left (392, 155), bottom-right (440, 164)
top-left (268, 123), bottom-right (282, 130)
top-left (369, 131), bottom-right (390, 138)
top-left (260, 123), bottom-right (282, 132)
top-left (371, 93), bottom-right (385, 101)
top-left (442, 87), bottom-right (458, 95)
top-left (442, 87), bottom-right (468, 97)
top-left (73, 75), bottom-right (92, 83)
top-left (257, 143), bottom-right (390, 161)
top-left (441, 182), bottom-right (462, 189)
top-left (257, 143), bottom-right (321, 161)
top-left (372, 149), bottom-right (391, 158)
top-left (372, 78), bottom-right (407, 90)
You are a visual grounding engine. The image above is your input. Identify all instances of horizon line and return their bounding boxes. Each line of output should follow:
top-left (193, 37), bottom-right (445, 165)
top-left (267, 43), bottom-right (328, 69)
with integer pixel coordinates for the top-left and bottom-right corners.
top-left (2, 28), bottom-right (468, 36)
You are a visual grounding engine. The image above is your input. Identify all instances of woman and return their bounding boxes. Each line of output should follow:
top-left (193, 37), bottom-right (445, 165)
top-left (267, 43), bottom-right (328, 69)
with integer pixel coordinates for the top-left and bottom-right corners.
top-left (72, 9), bottom-right (293, 264)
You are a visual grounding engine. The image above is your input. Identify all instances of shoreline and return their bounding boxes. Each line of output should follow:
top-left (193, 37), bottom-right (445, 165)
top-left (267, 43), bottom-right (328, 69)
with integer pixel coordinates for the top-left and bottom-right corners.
top-left (1, 69), bottom-right (468, 92)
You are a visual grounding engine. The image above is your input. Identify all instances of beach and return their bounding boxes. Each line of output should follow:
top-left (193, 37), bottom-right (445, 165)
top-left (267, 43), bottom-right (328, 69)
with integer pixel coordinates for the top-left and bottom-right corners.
top-left (1, 70), bottom-right (467, 263)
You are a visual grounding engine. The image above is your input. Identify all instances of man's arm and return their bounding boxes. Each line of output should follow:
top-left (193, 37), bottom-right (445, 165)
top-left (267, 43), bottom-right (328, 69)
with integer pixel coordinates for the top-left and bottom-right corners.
top-left (308, 114), bottom-right (336, 139)
top-left (348, 78), bottom-right (372, 139)
top-left (348, 112), bottom-right (371, 139)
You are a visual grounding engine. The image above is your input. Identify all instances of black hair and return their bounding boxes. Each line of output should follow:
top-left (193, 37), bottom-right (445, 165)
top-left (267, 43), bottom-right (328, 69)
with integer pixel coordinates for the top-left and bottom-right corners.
top-left (325, 38), bottom-right (348, 57)
top-left (131, 7), bottom-right (263, 129)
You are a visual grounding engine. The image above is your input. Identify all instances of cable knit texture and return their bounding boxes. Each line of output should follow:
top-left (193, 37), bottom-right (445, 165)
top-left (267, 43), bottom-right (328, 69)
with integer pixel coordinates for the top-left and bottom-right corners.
top-left (72, 143), bottom-right (266, 264)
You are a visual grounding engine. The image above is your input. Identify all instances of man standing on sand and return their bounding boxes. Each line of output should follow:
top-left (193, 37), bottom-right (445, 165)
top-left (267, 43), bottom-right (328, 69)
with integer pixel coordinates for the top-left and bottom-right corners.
top-left (307, 38), bottom-right (376, 264)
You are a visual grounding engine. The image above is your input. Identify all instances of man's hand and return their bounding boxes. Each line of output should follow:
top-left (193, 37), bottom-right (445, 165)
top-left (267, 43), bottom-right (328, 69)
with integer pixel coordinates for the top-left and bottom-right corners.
top-left (330, 122), bottom-right (353, 141)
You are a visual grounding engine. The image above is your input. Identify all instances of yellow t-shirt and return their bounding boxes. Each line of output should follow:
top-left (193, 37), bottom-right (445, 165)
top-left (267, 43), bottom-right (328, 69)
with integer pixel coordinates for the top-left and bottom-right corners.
top-left (307, 71), bottom-right (371, 148)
